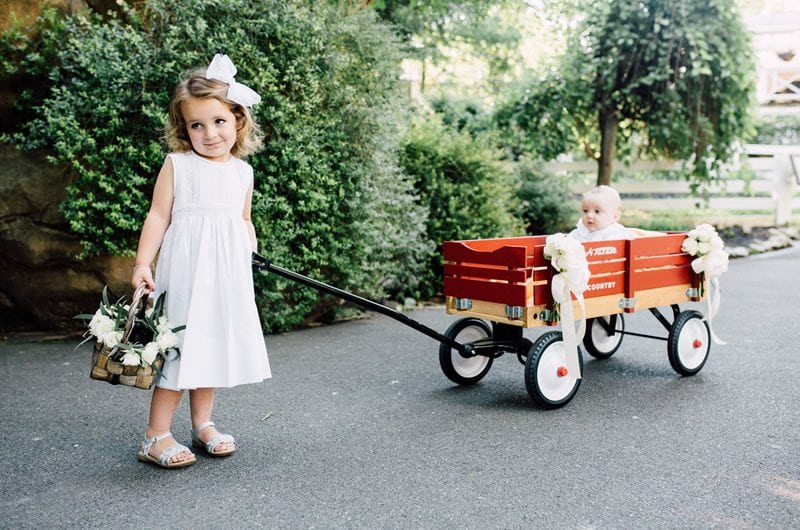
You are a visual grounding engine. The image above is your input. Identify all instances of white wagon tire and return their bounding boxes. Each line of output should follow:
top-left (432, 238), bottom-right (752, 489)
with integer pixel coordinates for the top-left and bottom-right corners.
top-left (439, 318), bottom-right (493, 385)
top-left (525, 331), bottom-right (583, 409)
top-left (583, 314), bottom-right (625, 359)
top-left (667, 310), bottom-right (711, 376)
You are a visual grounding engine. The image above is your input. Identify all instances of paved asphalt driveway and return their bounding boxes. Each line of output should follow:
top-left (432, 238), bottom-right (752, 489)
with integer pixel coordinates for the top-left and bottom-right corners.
top-left (1, 245), bottom-right (798, 529)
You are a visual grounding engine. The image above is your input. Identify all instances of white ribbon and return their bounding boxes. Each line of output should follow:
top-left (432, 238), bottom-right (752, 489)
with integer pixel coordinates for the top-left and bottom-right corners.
top-left (205, 54), bottom-right (261, 107)
top-left (684, 226), bottom-right (727, 346)
top-left (703, 274), bottom-right (726, 345)
top-left (551, 273), bottom-right (587, 379)
top-left (544, 234), bottom-right (590, 380)
top-left (690, 252), bottom-right (728, 345)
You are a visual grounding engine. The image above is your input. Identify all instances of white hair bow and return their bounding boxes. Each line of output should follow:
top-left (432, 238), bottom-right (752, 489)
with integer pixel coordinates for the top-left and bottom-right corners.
top-left (205, 54), bottom-right (261, 107)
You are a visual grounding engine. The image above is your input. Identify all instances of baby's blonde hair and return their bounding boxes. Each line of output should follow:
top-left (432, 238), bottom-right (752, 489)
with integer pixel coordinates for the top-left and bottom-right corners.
top-left (583, 185), bottom-right (622, 210)
top-left (165, 68), bottom-right (263, 157)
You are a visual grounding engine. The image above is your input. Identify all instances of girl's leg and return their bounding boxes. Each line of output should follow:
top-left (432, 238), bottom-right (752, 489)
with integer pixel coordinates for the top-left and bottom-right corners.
top-left (144, 387), bottom-right (193, 463)
top-left (189, 388), bottom-right (235, 453)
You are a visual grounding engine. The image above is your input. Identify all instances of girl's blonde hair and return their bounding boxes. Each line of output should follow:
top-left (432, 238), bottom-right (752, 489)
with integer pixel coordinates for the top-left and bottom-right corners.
top-left (165, 68), bottom-right (263, 157)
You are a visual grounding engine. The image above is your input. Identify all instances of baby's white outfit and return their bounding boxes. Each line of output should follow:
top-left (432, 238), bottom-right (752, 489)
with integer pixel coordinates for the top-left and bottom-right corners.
top-left (569, 219), bottom-right (636, 242)
top-left (154, 151), bottom-right (271, 390)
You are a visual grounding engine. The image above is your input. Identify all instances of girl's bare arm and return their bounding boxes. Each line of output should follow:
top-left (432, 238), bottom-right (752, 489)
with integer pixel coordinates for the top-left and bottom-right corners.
top-left (242, 180), bottom-right (258, 253)
top-left (132, 158), bottom-right (175, 291)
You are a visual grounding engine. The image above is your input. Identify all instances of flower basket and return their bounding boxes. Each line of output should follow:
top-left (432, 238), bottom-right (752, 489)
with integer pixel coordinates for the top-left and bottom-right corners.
top-left (78, 284), bottom-right (184, 391)
top-left (90, 338), bottom-right (163, 389)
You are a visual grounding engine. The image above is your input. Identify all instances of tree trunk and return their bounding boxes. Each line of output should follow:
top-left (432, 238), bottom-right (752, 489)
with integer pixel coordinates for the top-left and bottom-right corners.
top-left (597, 108), bottom-right (618, 186)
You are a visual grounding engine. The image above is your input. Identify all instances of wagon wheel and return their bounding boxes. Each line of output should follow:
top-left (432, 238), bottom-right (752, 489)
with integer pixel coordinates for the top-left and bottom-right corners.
top-left (583, 314), bottom-right (625, 359)
top-left (439, 318), bottom-right (493, 385)
top-left (525, 331), bottom-right (583, 409)
top-left (667, 310), bottom-right (710, 376)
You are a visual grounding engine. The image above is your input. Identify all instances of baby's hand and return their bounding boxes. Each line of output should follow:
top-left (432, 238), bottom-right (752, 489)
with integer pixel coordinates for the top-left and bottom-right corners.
top-left (132, 264), bottom-right (155, 293)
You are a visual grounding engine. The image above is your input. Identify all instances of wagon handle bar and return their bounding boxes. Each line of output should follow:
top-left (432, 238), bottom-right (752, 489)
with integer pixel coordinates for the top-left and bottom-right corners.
top-left (251, 253), bottom-right (467, 354)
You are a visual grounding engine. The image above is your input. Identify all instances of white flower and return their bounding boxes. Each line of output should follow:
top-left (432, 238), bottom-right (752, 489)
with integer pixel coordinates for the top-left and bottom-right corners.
top-left (691, 249), bottom-right (729, 276)
top-left (544, 234), bottom-right (587, 273)
top-left (121, 351), bottom-right (141, 366)
top-left (156, 330), bottom-right (179, 352)
top-left (681, 237), bottom-right (699, 256)
top-left (89, 312), bottom-right (115, 338)
top-left (683, 224), bottom-right (728, 265)
top-left (157, 316), bottom-right (171, 334)
top-left (564, 267), bottom-right (590, 293)
top-left (562, 250), bottom-right (585, 271)
top-left (101, 330), bottom-right (123, 348)
top-left (141, 342), bottom-right (159, 365)
top-left (544, 233), bottom-right (590, 294)
top-left (690, 223), bottom-right (716, 242)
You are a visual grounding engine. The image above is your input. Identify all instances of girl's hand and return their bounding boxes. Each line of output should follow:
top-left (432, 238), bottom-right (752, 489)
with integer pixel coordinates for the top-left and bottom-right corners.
top-left (132, 264), bottom-right (155, 293)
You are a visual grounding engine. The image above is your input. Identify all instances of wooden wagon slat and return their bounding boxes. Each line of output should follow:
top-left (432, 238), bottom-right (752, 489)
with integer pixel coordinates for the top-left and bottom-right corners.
top-left (443, 263), bottom-right (530, 283)
top-left (446, 235), bottom-right (547, 253)
top-left (588, 259), bottom-right (627, 275)
top-left (633, 254), bottom-right (692, 268)
top-left (443, 241), bottom-right (529, 268)
top-left (443, 277), bottom-right (529, 307)
top-left (531, 245), bottom-right (553, 268)
top-left (629, 233), bottom-right (685, 256)
top-left (630, 267), bottom-right (693, 292)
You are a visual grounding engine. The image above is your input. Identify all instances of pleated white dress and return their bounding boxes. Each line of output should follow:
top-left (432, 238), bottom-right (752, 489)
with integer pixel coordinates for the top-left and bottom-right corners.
top-left (154, 151), bottom-right (271, 390)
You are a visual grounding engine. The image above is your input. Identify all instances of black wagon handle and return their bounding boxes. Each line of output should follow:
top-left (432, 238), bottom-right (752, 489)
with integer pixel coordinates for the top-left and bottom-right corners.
top-left (251, 253), bottom-right (467, 354)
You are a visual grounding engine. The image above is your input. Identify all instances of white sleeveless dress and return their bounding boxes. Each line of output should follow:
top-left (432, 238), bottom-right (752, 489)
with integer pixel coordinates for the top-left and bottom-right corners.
top-left (153, 151), bottom-right (271, 390)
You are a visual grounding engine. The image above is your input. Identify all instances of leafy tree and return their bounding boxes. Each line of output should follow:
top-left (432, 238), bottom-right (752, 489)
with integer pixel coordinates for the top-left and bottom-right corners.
top-left (500, 0), bottom-right (755, 188)
top-left (2, 0), bottom-right (430, 331)
top-left (348, 0), bottom-right (524, 97)
top-left (399, 115), bottom-right (523, 297)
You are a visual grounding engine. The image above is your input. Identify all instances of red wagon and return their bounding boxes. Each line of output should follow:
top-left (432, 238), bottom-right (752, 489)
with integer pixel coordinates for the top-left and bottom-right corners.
top-left (440, 232), bottom-right (712, 408)
top-left (253, 231), bottom-right (713, 410)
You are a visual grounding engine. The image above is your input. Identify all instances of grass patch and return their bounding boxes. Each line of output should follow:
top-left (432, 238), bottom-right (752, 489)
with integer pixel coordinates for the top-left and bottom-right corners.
top-left (619, 209), bottom-right (789, 231)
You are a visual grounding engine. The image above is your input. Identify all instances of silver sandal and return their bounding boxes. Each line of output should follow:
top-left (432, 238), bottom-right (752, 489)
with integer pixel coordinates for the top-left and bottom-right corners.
top-left (137, 432), bottom-right (196, 469)
top-left (191, 421), bottom-right (236, 457)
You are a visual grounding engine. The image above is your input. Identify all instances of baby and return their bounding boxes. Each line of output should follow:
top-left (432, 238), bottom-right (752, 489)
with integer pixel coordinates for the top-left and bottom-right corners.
top-left (569, 185), bottom-right (636, 242)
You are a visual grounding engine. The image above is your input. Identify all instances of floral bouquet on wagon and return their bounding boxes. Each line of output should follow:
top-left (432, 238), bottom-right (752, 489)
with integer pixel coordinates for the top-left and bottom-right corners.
top-left (681, 223), bottom-right (729, 297)
top-left (543, 233), bottom-right (591, 379)
top-left (681, 223), bottom-right (728, 345)
top-left (76, 285), bottom-right (184, 390)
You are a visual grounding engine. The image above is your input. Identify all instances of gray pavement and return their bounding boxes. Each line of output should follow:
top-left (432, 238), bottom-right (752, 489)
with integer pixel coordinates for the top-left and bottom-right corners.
top-left (1, 245), bottom-right (799, 529)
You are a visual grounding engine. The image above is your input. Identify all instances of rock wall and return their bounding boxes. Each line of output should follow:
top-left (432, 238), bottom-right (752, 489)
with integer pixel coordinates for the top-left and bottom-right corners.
top-left (0, 1), bottom-right (141, 333)
top-left (0, 0), bottom-right (127, 30)
top-left (0, 144), bottom-right (134, 332)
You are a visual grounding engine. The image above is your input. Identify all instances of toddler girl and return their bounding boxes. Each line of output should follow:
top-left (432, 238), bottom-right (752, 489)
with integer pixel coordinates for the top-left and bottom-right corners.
top-left (131, 55), bottom-right (271, 468)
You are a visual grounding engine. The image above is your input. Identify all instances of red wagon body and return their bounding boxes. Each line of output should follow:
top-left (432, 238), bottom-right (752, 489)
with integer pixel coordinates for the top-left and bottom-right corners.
top-left (443, 233), bottom-right (704, 326)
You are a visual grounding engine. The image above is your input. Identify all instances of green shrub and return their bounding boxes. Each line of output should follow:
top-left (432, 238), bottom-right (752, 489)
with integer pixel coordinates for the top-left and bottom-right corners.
top-left (2, 0), bottom-right (430, 331)
top-left (429, 94), bottom-right (494, 138)
top-left (514, 160), bottom-right (575, 235)
top-left (399, 115), bottom-right (524, 297)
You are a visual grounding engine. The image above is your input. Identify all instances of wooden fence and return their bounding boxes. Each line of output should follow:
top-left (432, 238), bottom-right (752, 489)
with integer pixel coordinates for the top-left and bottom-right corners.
top-left (544, 144), bottom-right (800, 226)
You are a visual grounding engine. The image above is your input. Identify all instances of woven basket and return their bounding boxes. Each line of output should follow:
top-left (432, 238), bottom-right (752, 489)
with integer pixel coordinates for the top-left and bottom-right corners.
top-left (89, 284), bottom-right (164, 390)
